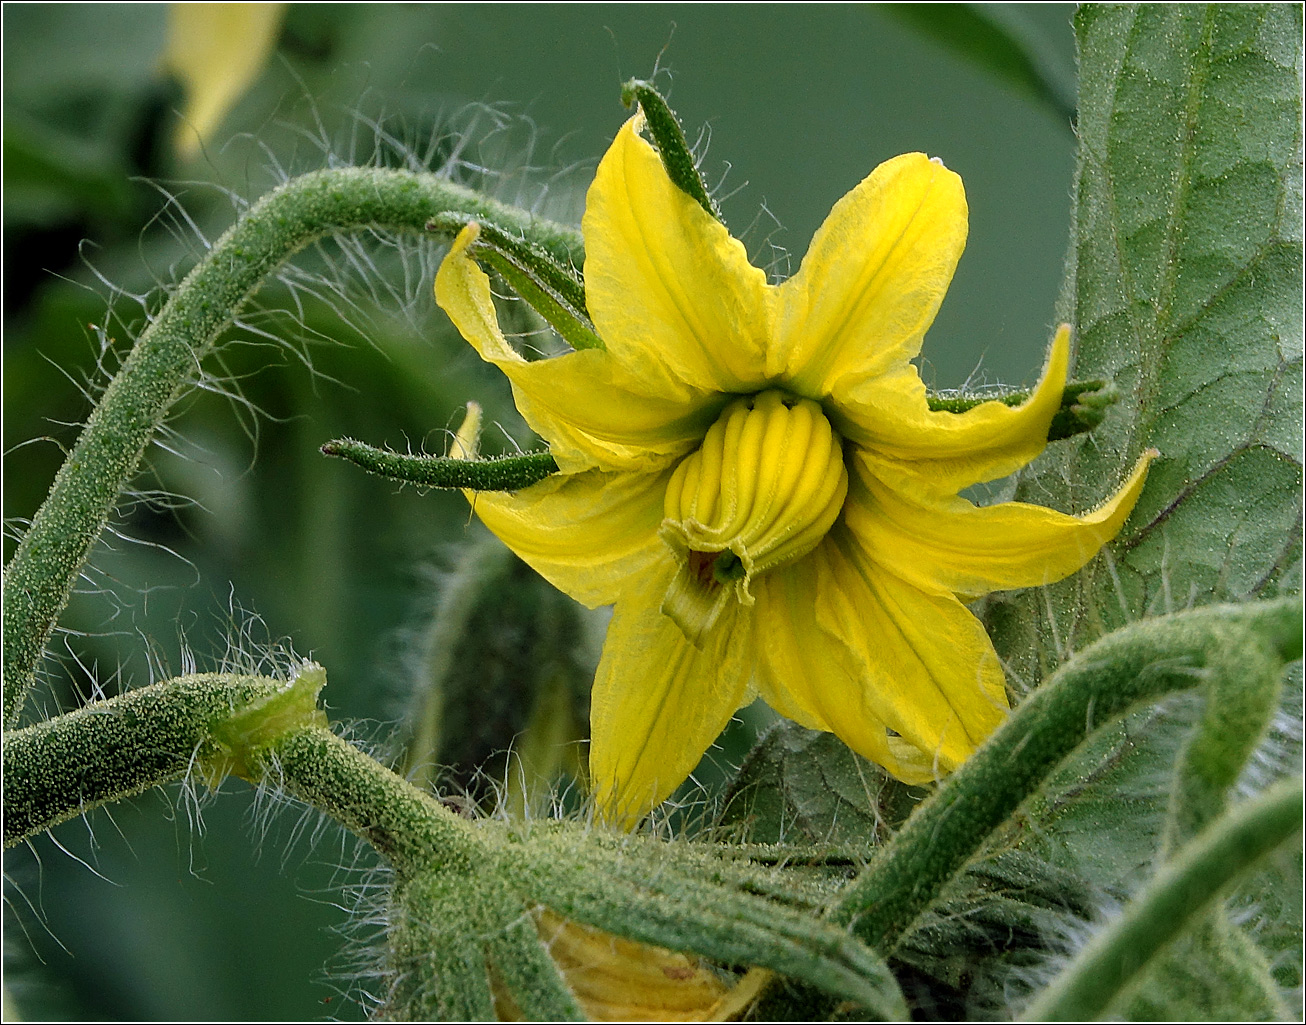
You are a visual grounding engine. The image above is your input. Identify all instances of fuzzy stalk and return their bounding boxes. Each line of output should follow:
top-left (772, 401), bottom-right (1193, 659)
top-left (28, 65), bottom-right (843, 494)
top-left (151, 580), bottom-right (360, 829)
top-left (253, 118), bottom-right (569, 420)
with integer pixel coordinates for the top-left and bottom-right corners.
top-left (1022, 776), bottom-right (1303, 1021)
top-left (2, 168), bottom-right (583, 730)
top-left (4, 672), bottom-right (284, 847)
top-left (261, 725), bottom-right (482, 875)
top-left (831, 597), bottom-right (1302, 953)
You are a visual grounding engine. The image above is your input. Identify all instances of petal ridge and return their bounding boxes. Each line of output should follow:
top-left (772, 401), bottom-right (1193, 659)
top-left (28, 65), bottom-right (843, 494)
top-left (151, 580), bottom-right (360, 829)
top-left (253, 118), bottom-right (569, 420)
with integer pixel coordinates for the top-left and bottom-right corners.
top-left (590, 560), bottom-right (755, 828)
top-left (583, 117), bottom-right (774, 395)
top-left (775, 153), bottom-right (967, 394)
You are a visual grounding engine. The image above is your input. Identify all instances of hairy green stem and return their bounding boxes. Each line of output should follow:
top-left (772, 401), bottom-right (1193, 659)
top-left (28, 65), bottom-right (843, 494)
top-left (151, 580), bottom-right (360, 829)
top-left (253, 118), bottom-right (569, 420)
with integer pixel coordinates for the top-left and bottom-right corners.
top-left (831, 597), bottom-right (1301, 952)
top-left (3, 672), bottom-right (282, 847)
top-left (262, 725), bottom-right (482, 875)
top-left (2, 168), bottom-right (583, 730)
top-left (1023, 776), bottom-right (1303, 1021)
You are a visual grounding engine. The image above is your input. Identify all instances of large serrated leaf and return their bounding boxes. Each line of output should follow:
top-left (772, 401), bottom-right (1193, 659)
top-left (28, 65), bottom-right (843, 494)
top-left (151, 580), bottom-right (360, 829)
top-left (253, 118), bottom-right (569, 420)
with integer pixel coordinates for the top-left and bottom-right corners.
top-left (993, 3), bottom-right (1303, 679)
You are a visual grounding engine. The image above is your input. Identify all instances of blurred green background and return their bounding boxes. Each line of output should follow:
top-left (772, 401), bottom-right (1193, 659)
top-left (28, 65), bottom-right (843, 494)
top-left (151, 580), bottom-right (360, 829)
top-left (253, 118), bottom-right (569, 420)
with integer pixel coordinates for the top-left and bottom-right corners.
top-left (4, 4), bottom-right (1076, 1019)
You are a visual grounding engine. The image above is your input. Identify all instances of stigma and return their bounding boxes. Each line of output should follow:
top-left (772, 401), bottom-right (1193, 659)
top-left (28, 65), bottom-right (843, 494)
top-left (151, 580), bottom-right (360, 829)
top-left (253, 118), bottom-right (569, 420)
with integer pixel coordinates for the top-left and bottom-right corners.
top-left (659, 390), bottom-right (848, 645)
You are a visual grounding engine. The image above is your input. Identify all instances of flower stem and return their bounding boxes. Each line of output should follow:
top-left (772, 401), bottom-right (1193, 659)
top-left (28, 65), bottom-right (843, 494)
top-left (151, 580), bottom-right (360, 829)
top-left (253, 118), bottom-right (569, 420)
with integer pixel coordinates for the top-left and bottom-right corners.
top-left (2, 168), bottom-right (583, 730)
top-left (1022, 776), bottom-right (1303, 1022)
top-left (4, 672), bottom-right (282, 847)
top-left (261, 725), bottom-right (481, 876)
top-left (831, 596), bottom-right (1302, 952)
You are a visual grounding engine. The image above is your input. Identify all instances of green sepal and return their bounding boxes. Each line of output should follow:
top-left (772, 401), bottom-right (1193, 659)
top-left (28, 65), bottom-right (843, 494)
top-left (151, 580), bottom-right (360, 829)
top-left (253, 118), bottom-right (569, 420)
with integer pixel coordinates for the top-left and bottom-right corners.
top-left (427, 211), bottom-right (603, 352)
top-left (201, 662), bottom-right (329, 785)
top-left (621, 78), bottom-right (723, 224)
top-left (321, 437), bottom-right (558, 491)
top-left (925, 378), bottom-right (1118, 442)
top-left (484, 915), bottom-right (586, 1022)
top-left (515, 826), bottom-right (909, 1019)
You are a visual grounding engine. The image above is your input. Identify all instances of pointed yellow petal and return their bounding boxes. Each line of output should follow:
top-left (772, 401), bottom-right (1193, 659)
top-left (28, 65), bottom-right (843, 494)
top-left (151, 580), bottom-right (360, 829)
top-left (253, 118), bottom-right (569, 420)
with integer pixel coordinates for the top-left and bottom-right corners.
top-left (755, 533), bottom-right (1008, 782)
top-left (469, 467), bottom-right (672, 609)
top-left (590, 561), bottom-right (755, 828)
top-left (435, 223), bottom-right (724, 472)
top-left (838, 324), bottom-right (1071, 494)
top-left (164, 3), bottom-right (286, 159)
top-left (848, 449), bottom-right (1156, 598)
top-left (822, 531), bottom-right (1010, 772)
top-left (583, 116), bottom-right (774, 396)
top-left (774, 153), bottom-right (967, 394)
top-left (753, 556), bottom-right (904, 773)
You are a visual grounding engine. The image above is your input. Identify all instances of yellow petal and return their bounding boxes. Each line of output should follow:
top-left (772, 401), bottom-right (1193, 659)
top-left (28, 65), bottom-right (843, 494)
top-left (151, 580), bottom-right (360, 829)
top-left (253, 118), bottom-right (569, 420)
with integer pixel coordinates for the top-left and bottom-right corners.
top-left (774, 153), bottom-right (967, 395)
top-left (848, 449), bottom-right (1156, 599)
top-left (435, 223), bottom-right (723, 472)
top-left (756, 533), bottom-right (1008, 782)
top-left (469, 467), bottom-right (672, 609)
top-left (590, 561), bottom-right (755, 828)
top-left (753, 555), bottom-right (917, 780)
top-left (583, 116), bottom-right (774, 396)
top-left (163, 3), bottom-right (286, 159)
top-left (839, 324), bottom-right (1071, 494)
top-left (527, 910), bottom-right (732, 1022)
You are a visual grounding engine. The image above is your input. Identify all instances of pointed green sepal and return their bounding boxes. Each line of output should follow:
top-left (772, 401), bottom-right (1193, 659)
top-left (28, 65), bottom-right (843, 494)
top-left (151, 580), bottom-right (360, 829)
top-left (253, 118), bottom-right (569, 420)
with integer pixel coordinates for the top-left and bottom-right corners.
top-left (926, 378), bottom-right (1118, 442)
top-left (322, 437), bottom-right (559, 492)
top-left (201, 661), bottom-right (329, 785)
top-left (427, 212), bottom-right (603, 352)
top-left (621, 78), bottom-right (722, 224)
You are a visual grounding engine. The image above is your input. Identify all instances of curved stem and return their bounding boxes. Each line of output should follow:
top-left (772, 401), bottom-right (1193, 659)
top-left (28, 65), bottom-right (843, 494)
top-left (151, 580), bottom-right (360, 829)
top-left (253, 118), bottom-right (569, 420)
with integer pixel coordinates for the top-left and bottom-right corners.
top-left (1022, 776), bottom-right (1303, 1021)
top-left (830, 597), bottom-right (1301, 952)
top-left (262, 725), bottom-right (481, 875)
top-left (2, 168), bottom-right (582, 729)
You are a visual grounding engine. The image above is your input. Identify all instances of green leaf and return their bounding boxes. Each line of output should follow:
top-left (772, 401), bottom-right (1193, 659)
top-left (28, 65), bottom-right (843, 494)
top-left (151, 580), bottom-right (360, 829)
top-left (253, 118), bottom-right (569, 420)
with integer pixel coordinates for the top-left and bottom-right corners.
top-left (714, 720), bottom-right (923, 847)
top-left (994, 3), bottom-right (1303, 681)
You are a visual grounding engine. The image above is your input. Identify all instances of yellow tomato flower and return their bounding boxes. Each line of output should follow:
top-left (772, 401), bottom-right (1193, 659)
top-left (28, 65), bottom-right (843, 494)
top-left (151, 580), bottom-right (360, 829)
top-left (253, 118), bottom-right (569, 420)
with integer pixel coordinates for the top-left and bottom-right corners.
top-left (435, 115), bottom-right (1153, 828)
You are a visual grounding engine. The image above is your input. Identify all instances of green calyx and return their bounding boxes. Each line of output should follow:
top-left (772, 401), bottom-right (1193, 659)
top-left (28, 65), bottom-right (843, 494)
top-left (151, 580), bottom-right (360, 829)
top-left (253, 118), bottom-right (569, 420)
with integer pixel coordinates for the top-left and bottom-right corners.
top-left (926, 377), bottom-right (1119, 442)
top-left (321, 437), bottom-right (558, 491)
top-left (428, 212), bottom-right (604, 352)
top-left (621, 78), bottom-right (722, 225)
top-left (384, 821), bottom-right (908, 1021)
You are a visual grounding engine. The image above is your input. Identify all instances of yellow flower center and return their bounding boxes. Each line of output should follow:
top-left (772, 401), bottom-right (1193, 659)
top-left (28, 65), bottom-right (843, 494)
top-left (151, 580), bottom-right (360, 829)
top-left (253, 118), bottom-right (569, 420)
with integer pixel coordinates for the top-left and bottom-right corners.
top-left (660, 390), bottom-right (848, 644)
